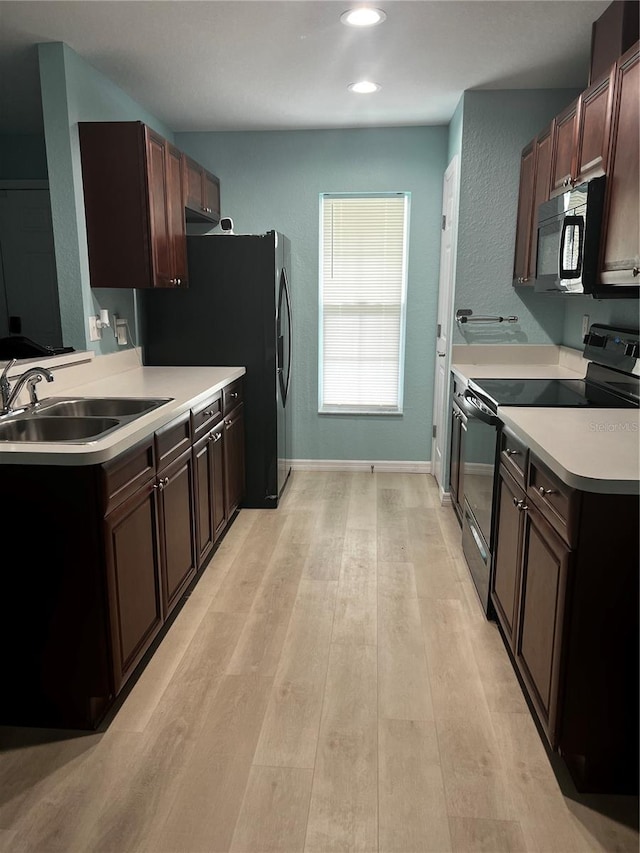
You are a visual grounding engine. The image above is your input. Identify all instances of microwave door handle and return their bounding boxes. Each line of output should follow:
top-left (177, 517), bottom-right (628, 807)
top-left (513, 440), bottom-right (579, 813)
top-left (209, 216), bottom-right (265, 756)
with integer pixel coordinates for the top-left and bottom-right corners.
top-left (559, 215), bottom-right (584, 279)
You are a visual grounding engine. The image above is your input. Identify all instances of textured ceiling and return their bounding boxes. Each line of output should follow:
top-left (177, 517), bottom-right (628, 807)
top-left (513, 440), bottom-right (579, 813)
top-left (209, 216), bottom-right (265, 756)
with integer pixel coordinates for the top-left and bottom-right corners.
top-left (0, 0), bottom-right (611, 133)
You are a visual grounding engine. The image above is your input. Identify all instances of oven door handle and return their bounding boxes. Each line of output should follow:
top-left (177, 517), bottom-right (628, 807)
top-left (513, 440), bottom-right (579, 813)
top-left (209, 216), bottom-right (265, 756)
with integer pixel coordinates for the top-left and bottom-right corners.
top-left (461, 391), bottom-right (500, 426)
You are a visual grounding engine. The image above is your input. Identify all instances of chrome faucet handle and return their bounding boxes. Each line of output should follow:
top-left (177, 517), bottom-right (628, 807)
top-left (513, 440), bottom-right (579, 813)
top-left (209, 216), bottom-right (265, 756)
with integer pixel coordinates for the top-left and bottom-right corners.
top-left (27, 375), bottom-right (44, 405)
top-left (0, 358), bottom-right (17, 411)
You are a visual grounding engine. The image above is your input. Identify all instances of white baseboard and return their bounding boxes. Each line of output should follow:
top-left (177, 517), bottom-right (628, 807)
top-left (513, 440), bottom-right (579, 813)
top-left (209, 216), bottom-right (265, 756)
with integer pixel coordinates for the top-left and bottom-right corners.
top-left (291, 459), bottom-right (431, 474)
top-left (439, 486), bottom-right (452, 505)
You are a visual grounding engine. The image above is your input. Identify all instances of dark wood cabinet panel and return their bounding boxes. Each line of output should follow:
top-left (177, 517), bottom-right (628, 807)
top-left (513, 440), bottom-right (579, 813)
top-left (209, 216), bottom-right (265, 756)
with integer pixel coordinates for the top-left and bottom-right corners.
top-left (490, 440), bottom-right (638, 793)
top-left (166, 143), bottom-right (188, 287)
top-left (158, 448), bottom-right (197, 615)
top-left (516, 504), bottom-right (571, 747)
top-left (224, 402), bottom-right (245, 517)
top-left (0, 379), bottom-right (244, 730)
top-left (589, 0), bottom-right (639, 84)
top-left (513, 140), bottom-right (536, 285)
top-left (79, 122), bottom-right (186, 289)
top-left (550, 99), bottom-right (579, 195)
top-left (514, 125), bottom-right (555, 287)
top-left (574, 67), bottom-right (615, 185)
top-left (104, 478), bottom-right (163, 693)
top-left (599, 42), bottom-right (640, 290)
top-left (491, 468), bottom-right (524, 648)
top-left (184, 155), bottom-right (221, 225)
top-left (194, 419), bottom-right (226, 568)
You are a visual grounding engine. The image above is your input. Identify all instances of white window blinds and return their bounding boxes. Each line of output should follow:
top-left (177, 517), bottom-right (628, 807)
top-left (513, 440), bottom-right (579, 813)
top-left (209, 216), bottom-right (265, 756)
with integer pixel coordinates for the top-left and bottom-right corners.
top-left (319, 193), bottom-right (409, 413)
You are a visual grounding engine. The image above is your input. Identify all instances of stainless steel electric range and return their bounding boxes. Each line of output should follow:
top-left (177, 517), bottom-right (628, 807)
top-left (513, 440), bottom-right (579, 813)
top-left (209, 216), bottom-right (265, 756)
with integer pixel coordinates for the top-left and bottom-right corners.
top-left (458, 324), bottom-right (639, 616)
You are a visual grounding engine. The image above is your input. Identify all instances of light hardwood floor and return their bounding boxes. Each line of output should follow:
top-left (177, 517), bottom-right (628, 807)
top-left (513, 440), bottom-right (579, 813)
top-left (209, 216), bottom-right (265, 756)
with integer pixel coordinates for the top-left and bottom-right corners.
top-left (1, 471), bottom-right (637, 852)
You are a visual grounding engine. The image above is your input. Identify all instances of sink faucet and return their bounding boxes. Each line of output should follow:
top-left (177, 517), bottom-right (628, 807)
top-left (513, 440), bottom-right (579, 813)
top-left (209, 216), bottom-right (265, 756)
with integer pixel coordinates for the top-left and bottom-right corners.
top-left (0, 358), bottom-right (55, 415)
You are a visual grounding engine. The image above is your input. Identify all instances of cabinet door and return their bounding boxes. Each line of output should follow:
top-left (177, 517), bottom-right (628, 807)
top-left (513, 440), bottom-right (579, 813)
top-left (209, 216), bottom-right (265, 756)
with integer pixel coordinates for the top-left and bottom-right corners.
top-left (224, 402), bottom-right (245, 517)
top-left (550, 99), bottom-right (579, 196)
top-left (527, 123), bottom-right (554, 279)
top-left (599, 43), bottom-right (640, 288)
top-left (158, 448), bottom-right (197, 616)
top-left (513, 140), bottom-right (536, 285)
top-left (516, 503), bottom-right (572, 748)
top-left (184, 156), bottom-right (205, 215)
top-left (449, 405), bottom-right (462, 517)
top-left (491, 468), bottom-right (525, 650)
top-left (144, 127), bottom-right (174, 288)
top-left (203, 171), bottom-right (221, 222)
top-left (166, 143), bottom-right (188, 287)
top-left (104, 479), bottom-right (163, 693)
top-left (193, 420), bottom-right (226, 569)
top-left (574, 66), bottom-right (615, 185)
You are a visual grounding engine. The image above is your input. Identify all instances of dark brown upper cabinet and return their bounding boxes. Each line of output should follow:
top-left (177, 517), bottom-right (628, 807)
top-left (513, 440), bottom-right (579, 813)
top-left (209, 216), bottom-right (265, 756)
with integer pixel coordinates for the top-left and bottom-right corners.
top-left (184, 155), bottom-right (221, 225)
top-left (598, 42), bottom-right (640, 291)
top-left (513, 123), bottom-right (553, 287)
top-left (549, 66), bottom-right (616, 197)
top-left (79, 122), bottom-right (189, 289)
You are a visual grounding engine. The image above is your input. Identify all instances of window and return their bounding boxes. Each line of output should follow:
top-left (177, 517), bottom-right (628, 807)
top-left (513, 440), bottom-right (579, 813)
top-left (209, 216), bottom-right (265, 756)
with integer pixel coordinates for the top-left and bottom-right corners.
top-left (319, 193), bottom-right (409, 414)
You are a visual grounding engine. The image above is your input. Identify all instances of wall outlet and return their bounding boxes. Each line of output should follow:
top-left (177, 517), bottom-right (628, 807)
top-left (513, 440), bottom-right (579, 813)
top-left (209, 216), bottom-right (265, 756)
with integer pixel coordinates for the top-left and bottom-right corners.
top-left (88, 315), bottom-right (101, 341)
top-left (581, 314), bottom-right (590, 338)
top-left (115, 318), bottom-right (128, 346)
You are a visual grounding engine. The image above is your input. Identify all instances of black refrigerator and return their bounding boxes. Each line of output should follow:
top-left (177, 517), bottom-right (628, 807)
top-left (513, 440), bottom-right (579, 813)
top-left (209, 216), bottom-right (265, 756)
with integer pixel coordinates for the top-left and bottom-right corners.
top-left (141, 230), bottom-right (292, 508)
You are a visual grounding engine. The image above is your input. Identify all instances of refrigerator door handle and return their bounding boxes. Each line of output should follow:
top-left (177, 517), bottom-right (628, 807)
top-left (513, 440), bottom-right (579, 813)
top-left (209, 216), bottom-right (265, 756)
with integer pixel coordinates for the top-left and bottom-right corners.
top-left (282, 268), bottom-right (292, 403)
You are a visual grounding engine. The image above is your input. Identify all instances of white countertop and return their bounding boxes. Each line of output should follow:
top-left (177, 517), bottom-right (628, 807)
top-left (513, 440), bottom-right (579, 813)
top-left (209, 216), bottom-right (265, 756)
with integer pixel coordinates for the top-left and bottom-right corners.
top-left (451, 354), bottom-right (639, 495)
top-left (499, 407), bottom-right (639, 495)
top-left (0, 352), bottom-right (245, 465)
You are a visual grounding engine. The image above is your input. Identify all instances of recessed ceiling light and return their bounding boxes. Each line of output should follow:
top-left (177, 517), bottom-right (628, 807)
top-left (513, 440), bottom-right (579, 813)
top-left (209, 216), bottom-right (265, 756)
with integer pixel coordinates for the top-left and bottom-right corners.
top-left (348, 81), bottom-right (381, 94)
top-left (340, 7), bottom-right (387, 27)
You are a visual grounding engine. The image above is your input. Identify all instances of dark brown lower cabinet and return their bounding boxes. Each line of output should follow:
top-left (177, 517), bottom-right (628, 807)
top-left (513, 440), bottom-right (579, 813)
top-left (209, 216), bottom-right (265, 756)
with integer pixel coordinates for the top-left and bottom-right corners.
top-left (491, 455), bottom-right (639, 794)
top-left (193, 418), bottom-right (226, 569)
top-left (0, 382), bottom-right (244, 730)
top-left (516, 501), bottom-right (571, 748)
top-left (157, 447), bottom-right (197, 616)
top-left (224, 402), bottom-right (245, 517)
top-left (491, 468), bottom-right (524, 650)
top-left (104, 475), bottom-right (163, 693)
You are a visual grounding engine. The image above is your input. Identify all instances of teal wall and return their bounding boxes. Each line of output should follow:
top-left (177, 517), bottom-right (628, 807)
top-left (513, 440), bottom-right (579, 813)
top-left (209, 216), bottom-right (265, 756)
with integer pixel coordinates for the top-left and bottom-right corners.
top-left (562, 298), bottom-right (640, 348)
top-left (453, 89), bottom-right (581, 347)
top-left (177, 127), bottom-right (448, 463)
top-left (38, 42), bottom-right (174, 353)
top-left (0, 134), bottom-right (48, 179)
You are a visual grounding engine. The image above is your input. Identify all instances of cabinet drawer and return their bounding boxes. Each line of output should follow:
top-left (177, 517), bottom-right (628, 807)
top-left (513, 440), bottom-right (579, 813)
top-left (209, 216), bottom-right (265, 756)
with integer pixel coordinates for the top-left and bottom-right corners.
top-left (223, 379), bottom-right (243, 414)
top-left (102, 438), bottom-right (156, 515)
top-left (528, 457), bottom-right (580, 547)
top-left (191, 391), bottom-right (223, 440)
top-left (500, 427), bottom-right (529, 487)
top-left (155, 412), bottom-right (192, 473)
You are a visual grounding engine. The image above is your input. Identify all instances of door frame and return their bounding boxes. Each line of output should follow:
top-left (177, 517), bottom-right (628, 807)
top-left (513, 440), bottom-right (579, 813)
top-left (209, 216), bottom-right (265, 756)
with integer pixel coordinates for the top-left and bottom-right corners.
top-left (431, 155), bottom-right (460, 501)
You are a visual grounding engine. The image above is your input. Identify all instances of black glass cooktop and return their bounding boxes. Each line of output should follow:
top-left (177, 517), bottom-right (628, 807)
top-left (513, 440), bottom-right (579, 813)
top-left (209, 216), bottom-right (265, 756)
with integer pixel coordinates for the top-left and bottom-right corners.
top-left (468, 377), bottom-right (639, 410)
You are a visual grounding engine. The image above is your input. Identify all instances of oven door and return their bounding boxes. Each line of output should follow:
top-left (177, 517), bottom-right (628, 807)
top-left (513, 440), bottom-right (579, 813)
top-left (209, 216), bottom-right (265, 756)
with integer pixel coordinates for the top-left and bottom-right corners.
top-left (459, 392), bottom-right (501, 615)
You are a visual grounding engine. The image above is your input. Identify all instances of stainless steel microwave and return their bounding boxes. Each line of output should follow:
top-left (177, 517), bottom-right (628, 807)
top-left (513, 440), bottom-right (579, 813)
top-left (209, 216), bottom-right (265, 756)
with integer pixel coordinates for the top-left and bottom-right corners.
top-left (534, 176), bottom-right (606, 295)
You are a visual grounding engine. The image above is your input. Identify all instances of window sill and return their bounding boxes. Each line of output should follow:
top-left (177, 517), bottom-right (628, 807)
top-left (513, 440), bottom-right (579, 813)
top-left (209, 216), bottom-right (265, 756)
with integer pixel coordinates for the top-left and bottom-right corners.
top-left (318, 408), bottom-right (403, 417)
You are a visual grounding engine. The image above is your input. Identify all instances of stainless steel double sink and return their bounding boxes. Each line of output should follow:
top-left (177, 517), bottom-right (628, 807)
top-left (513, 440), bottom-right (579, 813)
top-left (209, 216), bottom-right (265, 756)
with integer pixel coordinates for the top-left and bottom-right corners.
top-left (0, 396), bottom-right (174, 443)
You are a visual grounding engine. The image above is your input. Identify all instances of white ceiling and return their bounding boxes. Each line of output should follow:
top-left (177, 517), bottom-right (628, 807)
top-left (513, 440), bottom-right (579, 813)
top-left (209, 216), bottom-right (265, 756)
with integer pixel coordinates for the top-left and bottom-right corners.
top-left (0, 0), bottom-right (611, 134)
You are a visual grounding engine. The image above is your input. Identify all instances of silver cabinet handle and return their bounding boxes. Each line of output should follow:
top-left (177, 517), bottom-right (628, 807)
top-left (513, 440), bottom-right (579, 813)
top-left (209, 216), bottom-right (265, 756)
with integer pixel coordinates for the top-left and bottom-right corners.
top-left (229, 391), bottom-right (238, 398)
top-left (437, 351), bottom-right (446, 358)
top-left (512, 497), bottom-right (528, 511)
top-left (203, 410), bottom-right (216, 417)
top-left (538, 486), bottom-right (555, 496)
top-left (505, 448), bottom-right (520, 456)
top-left (213, 432), bottom-right (222, 443)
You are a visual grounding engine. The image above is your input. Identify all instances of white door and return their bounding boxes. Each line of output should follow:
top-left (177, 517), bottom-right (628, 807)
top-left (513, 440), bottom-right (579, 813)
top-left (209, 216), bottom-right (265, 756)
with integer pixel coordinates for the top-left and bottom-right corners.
top-left (431, 156), bottom-right (459, 490)
top-left (0, 189), bottom-right (62, 346)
